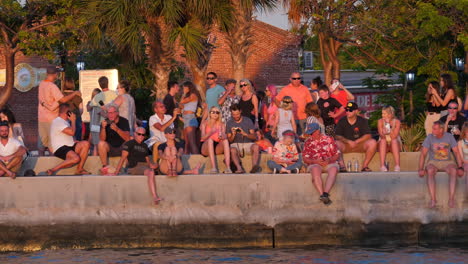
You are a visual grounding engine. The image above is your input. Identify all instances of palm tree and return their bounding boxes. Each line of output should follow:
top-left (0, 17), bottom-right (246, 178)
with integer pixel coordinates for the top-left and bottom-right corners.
top-left (84, 0), bottom-right (234, 99)
top-left (225, 0), bottom-right (277, 93)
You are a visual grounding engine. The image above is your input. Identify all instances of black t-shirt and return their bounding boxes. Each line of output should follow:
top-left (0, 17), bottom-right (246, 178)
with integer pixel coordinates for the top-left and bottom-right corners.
top-left (163, 94), bottom-right (176, 116)
top-left (158, 141), bottom-right (185, 152)
top-left (105, 117), bottom-right (130, 148)
top-left (122, 139), bottom-right (150, 168)
top-left (317, 97), bottom-right (342, 126)
top-left (439, 113), bottom-right (466, 141)
top-left (335, 116), bottom-right (371, 141)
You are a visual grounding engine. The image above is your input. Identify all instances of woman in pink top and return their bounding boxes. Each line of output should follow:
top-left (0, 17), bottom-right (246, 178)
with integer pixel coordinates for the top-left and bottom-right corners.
top-left (200, 106), bottom-right (231, 174)
top-left (262, 85), bottom-right (278, 135)
top-left (330, 79), bottom-right (354, 123)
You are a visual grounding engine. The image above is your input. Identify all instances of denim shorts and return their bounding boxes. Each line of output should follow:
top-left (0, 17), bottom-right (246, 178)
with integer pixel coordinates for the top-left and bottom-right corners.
top-left (183, 113), bottom-right (199, 128)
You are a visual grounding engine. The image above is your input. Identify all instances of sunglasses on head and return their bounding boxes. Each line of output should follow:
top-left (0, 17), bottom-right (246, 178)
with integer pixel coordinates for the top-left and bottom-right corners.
top-left (136, 132), bottom-right (145, 136)
top-left (291, 77), bottom-right (301, 80)
top-left (210, 111), bottom-right (220, 114)
top-left (239, 84), bottom-right (248, 87)
top-left (206, 77), bottom-right (216, 80)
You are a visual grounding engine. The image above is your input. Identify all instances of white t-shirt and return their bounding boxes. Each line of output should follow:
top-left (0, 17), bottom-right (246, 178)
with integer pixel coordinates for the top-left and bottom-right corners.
top-left (50, 117), bottom-right (75, 152)
top-left (0, 138), bottom-right (23, 157)
top-left (145, 114), bottom-right (173, 147)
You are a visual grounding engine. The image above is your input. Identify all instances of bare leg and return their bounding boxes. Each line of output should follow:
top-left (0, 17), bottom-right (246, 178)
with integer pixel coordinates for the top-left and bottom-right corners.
top-left (391, 139), bottom-right (401, 168)
top-left (97, 141), bottom-right (110, 166)
top-left (230, 147), bottom-right (243, 172)
top-left (363, 139), bottom-right (377, 168)
top-left (186, 127), bottom-right (199, 154)
top-left (215, 140), bottom-right (230, 171)
top-left (378, 140), bottom-right (387, 168)
top-left (446, 165), bottom-right (457, 208)
top-left (336, 141), bottom-right (346, 168)
top-left (207, 139), bottom-right (217, 170)
top-left (251, 144), bottom-right (260, 168)
top-left (74, 141), bottom-right (90, 172)
top-left (144, 168), bottom-right (160, 205)
top-left (48, 151), bottom-right (80, 175)
top-left (311, 165), bottom-right (324, 194)
top-left (324, 166), bottom-right (338, 193)
top-left (426, 164), bottom-right (437, 208)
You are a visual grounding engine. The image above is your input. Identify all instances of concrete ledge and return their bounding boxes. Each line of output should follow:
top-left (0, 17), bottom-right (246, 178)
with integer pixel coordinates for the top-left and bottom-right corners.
top-left (0, 172), bottom-right (467, 250)
top-left (19, 152), bottom-right (421, 176)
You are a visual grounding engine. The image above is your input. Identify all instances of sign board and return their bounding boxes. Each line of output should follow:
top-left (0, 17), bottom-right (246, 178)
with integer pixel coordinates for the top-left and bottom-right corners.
top-left (0, 65), bottom-right (47, 91)
top-left (79, 69), bottom-right (118, 122)
top-left (354, 92), bottom-right (383, 118)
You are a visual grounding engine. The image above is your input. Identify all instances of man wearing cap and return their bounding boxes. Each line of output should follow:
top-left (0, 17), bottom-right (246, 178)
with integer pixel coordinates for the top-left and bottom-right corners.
top-left (335, 102), bottom-right (377, 172)
top-left (114, 127), bottom-right (161, 205)
top-left (267, 130), bottom-right (301, 174)
top-left (275, 72), bottom-right (313, 135)
top-left (38, 66), bottom-right (81, 155)
top-left (302, 123), bottom-right (340, 205)
top-left (97, 104), bottom-right (131, 173)
top-left (0, 121), bottom-right (27, 178)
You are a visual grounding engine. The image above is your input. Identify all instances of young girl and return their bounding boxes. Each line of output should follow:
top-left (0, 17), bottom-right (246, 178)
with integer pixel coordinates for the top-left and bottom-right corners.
top-left (273, 96), bottom-right (296, 140)
top-left (304, 102), bottom-right (325, 136)
top-left (200, 106), bottom-right (231, 173)
top-left (179, 81), bottom-right (201, 154)
top-left (377, 106), bottom-right (401, 172)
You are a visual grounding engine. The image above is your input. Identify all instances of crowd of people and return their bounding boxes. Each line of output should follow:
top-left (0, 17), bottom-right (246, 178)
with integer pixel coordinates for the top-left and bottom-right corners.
top-left (0, 67), bottom-right (467, 207)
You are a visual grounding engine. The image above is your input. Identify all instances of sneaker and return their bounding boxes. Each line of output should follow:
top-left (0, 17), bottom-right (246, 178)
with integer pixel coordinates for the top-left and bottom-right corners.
top-left (394, 166), bottom-right (401, 172)
top-left (223, 168), bottom-right (233, 174)
top-left (319, 193), bottom-right (332, 205)
top-left (272, 168), bottom-right (278, 174)
top-left (291, 168), bottom-right (300, 174)
top-left (380, 166), bottom-right (388, 172)
top-left (210, 168), bottom-right (218, 174)
top-left (250, 165), bottom-right (261, 173)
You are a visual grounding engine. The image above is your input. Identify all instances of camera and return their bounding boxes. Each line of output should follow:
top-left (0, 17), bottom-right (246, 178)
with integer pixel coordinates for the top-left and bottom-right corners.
top-left (99, 100), bottom-right (104, 106)
top-left (105, 118), bottom-right (113, 125)
top-left (235, 127), bottom-right (242, 133)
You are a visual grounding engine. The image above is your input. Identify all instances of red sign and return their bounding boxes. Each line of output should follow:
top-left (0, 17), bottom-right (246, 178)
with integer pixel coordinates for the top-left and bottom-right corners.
top-left (354, 92), bottom-right (384, 118)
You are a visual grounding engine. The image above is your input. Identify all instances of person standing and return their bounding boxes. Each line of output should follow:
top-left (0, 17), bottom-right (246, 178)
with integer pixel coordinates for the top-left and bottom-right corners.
top-left (275, 72), bottom-right (313, 135)
top-left (218, 79), bottom-right (239, 123)
top-left (62, 77), bottom-right (83, 140)
top-left (205, 72), bottom-right (225, 110)
top-left (262, 85), bottom-right (278, 139)
top-left (330, 79), bottom-right (354, 123)
top-left (238, 79), bottom-right (259, 124)
top-left (457, 123), bottom-right (468, 196)
top-left (418, 121), bottom-right (464, 208)
top-left (424, 81), bottom-right (443, 135)
top-left (180, 81), bottom-right (201, 154)
top-left (272, 96), bottom-right (296, 140)
top-left (38, 66), bottom-right (80, 155)
top-left (439, 101), bottom-right (466, 141)
top-left (89, 76), bottom-right (117, 121)
top-left (302, 123), bottom-right (340, 205)
top-left (430, 74), bottom-right (458, 111)
top-left (46, 104), bottom-right (90, 175)
top-left (104, 80), bottom-right (136, 134)
top-left (317, 85), bottom-right (344, 137)
top-left (163, 81), bottom-right (180, 117)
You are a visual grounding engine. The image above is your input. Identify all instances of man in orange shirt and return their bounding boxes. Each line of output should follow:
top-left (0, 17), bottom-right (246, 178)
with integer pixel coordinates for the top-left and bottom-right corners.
top-left (275, 72), bottom-right (313, 134)
top-left (37, 67), bottom-right (80, 155)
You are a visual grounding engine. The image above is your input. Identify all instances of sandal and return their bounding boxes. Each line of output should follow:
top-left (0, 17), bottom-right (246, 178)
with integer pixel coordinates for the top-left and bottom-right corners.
top-left (75, 169), bottom-right (91, 175)
top-left (361, 167), bottom-right (372, 172)
top-left (339, 166), bottom-right (347, 173)
top-left (235, 169), bottom-right (245, 174)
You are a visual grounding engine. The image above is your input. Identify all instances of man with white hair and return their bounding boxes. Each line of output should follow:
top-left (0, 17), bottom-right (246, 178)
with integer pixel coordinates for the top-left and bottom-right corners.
top-left (97, 103), bottom-right (130, 172)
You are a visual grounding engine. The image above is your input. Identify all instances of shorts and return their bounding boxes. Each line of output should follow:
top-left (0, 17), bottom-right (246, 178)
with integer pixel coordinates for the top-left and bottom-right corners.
top-left (201, 141), bottom-right (219, 157)
top-left (307, 163), bottom-right (339, 172)
top-left (38, 122), bottom-right (51, 149)
top-left (230, 142), bottom-right (255, 156)
top-left (127, 162), bottom-right (149, 175)
top-left (54, 144), bottom-right (77, 160)
top-left (109, 145), bottom-right (122, 157)
top-left (183, 113), bottom-right (199, 128)
top-left (426, 160), bottom-right (456, 171)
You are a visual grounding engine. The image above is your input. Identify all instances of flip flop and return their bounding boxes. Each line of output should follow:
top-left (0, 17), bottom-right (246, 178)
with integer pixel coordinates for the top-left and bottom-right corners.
top-left (154, 197), bottom-right (163, 205)
top-left (361, 167), bottom-right (372, 172)
top-left (74, 169), bottom-right (91, 175)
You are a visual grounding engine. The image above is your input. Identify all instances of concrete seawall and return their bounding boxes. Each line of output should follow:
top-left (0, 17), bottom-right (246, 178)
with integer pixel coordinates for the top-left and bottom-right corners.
top-left (0, 172), bottom-right (467, 251)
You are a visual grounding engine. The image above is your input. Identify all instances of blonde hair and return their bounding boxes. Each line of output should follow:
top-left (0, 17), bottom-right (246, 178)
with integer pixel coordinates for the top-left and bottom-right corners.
top-left (382, 105), bottom-right (395, 118)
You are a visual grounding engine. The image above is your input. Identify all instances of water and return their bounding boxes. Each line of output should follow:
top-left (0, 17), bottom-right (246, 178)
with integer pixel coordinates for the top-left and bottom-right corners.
top-left (1, 246), bottom-right (467, 264)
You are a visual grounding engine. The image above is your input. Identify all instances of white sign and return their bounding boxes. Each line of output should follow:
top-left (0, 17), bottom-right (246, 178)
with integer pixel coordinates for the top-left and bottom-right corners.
top-left (79, 69), bottom-right (118, 122)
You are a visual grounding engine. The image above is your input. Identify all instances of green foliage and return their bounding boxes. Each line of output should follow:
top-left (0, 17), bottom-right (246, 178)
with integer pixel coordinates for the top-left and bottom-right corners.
top-left (400, 124), bottom-right (426, 152)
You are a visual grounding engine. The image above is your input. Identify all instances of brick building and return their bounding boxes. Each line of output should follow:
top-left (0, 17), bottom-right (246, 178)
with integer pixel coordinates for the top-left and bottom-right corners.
top-left (177, 20), bottom-right (301, 89)
top-left (0, 50), bottom-right (53, 150)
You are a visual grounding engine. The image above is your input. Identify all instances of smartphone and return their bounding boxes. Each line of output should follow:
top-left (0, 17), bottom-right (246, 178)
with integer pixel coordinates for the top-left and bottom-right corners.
top-left (67, 110), bottom-right (72, 117)
top-left (99, 100), bottom-right (104, 106)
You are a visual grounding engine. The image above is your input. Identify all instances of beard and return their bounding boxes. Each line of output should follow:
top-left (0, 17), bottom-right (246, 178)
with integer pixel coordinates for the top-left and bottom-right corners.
top-left (0, 135), bottom-right (8, 140)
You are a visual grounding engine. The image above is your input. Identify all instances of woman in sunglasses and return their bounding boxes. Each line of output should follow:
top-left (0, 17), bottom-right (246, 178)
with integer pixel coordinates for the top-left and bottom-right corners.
top-left (238, 79), bottom-right (259, 125)
top-left (200, 106), bottom-right (232, 173)
top-left (272, 96), bottom-right (296, 140)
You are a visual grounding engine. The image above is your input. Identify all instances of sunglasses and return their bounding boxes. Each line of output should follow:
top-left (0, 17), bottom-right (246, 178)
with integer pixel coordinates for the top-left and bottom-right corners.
top-left (206, 77), bottom-right (216, 80)
top-left (166, 131), bottom-right (176, 134)
top-left (239, 84), bottom-right (248, 87)
top-left (283, 101), bottom-right (292, 104)
top-left (346, 109), bottom-right (355, 112)
top-left (291, 77), bottom-right (301, 80)
top-left (210, 111), bottom-right (220, 114)
top-left (448, 107), bottom-right (457, 110)
top-left (136, 132), bottom-right (145, 136)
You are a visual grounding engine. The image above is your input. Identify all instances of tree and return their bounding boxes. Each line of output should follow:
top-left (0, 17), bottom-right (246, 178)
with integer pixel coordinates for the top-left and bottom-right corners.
top-left (226, 0), bottom-right (276, 93)
top-left (0, 0), bottom-right (79, 108)
top-left (84, 0), bottom-right (234, 99)
top-left (287, 0), bottom-right (363, 86)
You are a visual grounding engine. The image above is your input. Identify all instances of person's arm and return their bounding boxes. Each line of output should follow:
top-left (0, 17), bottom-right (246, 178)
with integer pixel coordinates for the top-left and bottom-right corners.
top-left (252, 94), bottom-right (259, 121)
top-left (452, 146), bottom-right (465, 175)
top-left (464, 95), bottom-right (468, 111)
top-left (341, 86), bottom-right (355, 101)
top-left (115, 150), bottom-right (129, 175)
top-left (180, 93), bottom-right (196, 104)
top-left (218, 91), bottom-right (229, 106)
top-left (418, 147), bottom-right (428, 176)
top-left (244, 129), bottom-right (257, 141)
top-left (110, 123), bottom-right (130, 142)
top-left (330, 106), bottom-right (345, 119)
top-left (335, 135), bottom-right (350, 144)
top-left (458, 141), bottom-right (464, 164)
top-left (145, 156), bottom-right (158, 169)
top-left (62, 114), bottom-right (76, 136)
top-left (291, 112), bottom-right (297, 133)
top-left (433, 89), bottom-right (455, 107)
top-left (200, 122), bottom-right (214, 142)
top-left (58, 91), bottom-right (80, 104)
top-left (377, 119), bottom-right (385, 138)
top-left (272, 111), bottom-right (279, 135)
top-left (390, 120), bottom-right (401, 140)
top-left (355, 134), bottom-right (371, 145)
top-left (99, 120), bottom-right (108, 141)
top-left (153, 112), bottom-right (179, 132)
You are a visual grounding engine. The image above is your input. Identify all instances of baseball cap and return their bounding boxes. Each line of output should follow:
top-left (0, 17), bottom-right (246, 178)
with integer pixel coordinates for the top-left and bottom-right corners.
top-left (282, 130), bottom-right (296, 138)
top-left (345, 102), bottom-right (359, 111)
top-left (46, 66), bottom-right (59, 74)
top-left (304, 123), bottom-right (320, 135)
top-left (164, 127), bottom-right (176, 134)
